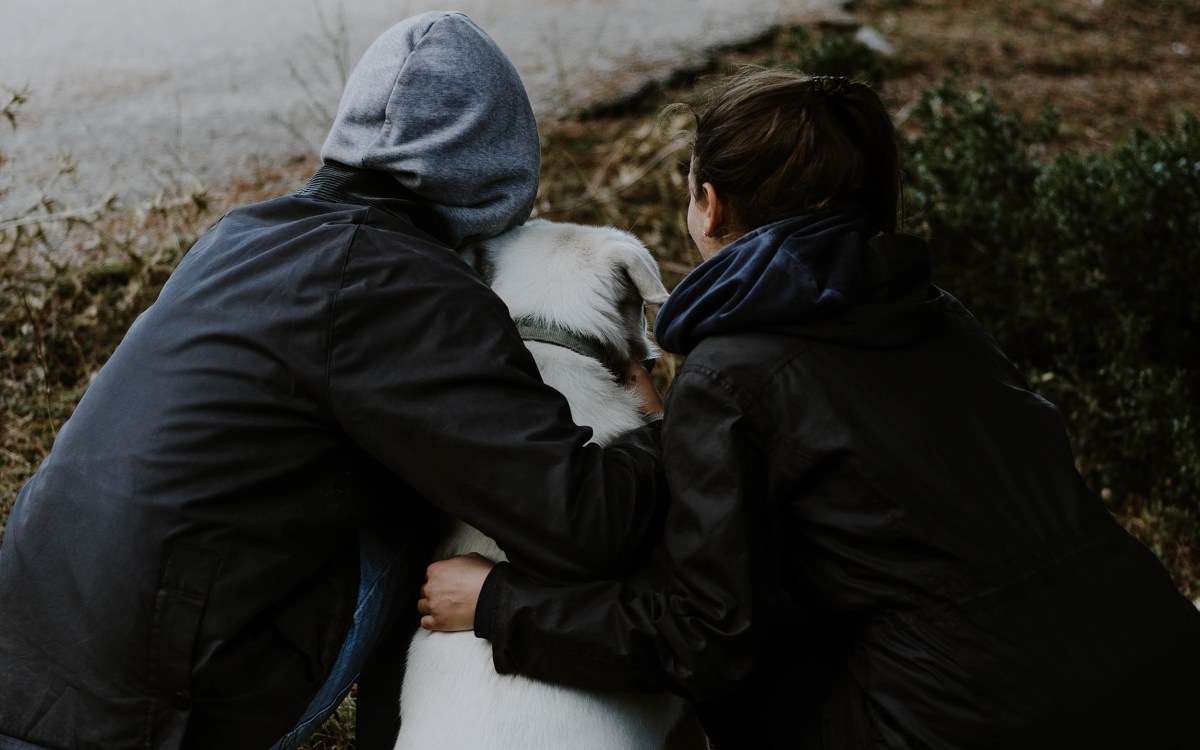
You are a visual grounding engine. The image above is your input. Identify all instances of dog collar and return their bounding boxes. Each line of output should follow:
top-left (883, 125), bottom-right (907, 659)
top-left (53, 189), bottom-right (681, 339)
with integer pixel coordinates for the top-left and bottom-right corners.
top-left (513, 317), bottom-right (625, 382)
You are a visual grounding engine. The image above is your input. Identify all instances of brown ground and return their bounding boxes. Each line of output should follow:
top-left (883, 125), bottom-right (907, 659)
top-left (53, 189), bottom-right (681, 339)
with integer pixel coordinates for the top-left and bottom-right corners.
top-left (856, 0), bottom-right (1200, 149)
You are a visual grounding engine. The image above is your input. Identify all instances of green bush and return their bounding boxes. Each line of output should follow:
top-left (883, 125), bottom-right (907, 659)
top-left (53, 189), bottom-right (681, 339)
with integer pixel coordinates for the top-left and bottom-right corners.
top-left (904, 80), bottom-right (1200, 584)
top-left (902, 80), bottom-right (1060, 343)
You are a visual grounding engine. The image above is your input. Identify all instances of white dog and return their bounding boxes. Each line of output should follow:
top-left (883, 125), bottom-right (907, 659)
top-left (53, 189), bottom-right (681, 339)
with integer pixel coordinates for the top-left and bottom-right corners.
top-left (394, 220), bottom-right (704, 750)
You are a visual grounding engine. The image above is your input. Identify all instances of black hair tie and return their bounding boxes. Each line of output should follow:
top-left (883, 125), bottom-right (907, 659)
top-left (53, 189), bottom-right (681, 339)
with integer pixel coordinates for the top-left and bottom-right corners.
top-left (810, 75), bottom-right (850, 99)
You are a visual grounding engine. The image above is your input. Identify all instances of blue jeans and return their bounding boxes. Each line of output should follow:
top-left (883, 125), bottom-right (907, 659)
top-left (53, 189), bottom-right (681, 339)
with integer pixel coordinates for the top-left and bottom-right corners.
top-left (268, 531), bottom-right (406, 750)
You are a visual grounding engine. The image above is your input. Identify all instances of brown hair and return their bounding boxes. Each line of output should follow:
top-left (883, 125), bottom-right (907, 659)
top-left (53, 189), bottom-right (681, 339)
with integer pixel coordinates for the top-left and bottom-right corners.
top-left (688, 68), bottom-right (901, 236)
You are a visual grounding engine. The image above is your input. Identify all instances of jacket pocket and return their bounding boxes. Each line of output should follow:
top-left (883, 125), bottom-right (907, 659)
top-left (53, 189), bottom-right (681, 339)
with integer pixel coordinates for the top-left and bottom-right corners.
top-left (148, 545), bottom-right (220, 708)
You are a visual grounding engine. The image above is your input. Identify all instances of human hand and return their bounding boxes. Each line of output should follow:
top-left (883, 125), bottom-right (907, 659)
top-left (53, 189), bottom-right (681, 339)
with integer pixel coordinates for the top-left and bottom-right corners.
top-left (624, 359), bottom-right (664, 418)
top-left (418, 553), bottom-right (495, 632)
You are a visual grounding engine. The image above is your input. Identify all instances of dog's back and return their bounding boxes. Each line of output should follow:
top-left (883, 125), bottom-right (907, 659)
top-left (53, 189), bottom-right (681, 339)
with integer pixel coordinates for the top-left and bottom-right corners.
top-left (395, 221), bottom-right (702, 750)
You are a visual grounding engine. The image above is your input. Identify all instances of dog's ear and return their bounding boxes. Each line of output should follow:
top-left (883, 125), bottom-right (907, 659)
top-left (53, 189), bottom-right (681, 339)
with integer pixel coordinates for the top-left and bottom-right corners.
top-left (612, 267), bottom-right (659, 363)
top-left (614, 239), bottom-right (669, 306)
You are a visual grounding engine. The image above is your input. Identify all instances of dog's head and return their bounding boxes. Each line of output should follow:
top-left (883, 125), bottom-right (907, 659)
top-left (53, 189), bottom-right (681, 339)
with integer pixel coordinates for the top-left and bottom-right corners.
top-left (462, 220), bottom-right (669, 367)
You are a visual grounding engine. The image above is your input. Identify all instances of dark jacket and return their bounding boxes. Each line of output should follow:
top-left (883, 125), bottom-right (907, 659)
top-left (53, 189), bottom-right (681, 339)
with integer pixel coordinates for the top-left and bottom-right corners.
top-left (477, 210), bottom-right (1200, 749)
top-left (0, 170), bottom-right (666, 749)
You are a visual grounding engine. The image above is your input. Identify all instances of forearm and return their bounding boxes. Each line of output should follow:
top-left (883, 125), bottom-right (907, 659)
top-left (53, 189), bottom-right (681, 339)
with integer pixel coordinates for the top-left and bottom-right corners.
top-left (485, 420), bottom-right (668, 579)
top-left (470, 366), bottom-right (778, 700)
top-left (474, 561), bottom-right (758, 701)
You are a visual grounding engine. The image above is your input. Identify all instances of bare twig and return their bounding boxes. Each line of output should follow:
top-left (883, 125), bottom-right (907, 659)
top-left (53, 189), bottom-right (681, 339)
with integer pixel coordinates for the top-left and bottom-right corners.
top-left (556, 137), bottom-right (690, 212)
top-left (16, 292), bottom-right (56, 439)
top-left (0, 189), bottom-right (209, 236)
top-left (0, 195), bottom-right (118, 233)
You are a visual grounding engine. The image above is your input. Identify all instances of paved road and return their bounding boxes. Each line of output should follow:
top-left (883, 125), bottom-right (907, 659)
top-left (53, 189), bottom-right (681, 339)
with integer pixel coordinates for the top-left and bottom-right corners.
top-left (1, 0), bottom-right (844, 208)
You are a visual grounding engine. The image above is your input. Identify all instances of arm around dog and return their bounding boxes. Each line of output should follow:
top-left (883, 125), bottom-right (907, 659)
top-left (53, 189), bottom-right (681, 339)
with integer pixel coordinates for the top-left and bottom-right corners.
top-left (327, 223), bottom-right (668, 581)
top-left (453, 365), bottom-right (775, 702)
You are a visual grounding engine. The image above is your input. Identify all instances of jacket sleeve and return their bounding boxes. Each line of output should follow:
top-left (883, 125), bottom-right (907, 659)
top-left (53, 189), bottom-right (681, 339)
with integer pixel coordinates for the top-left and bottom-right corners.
top-left (326, 224), bottom-right (666, 581)
top-left (474, 364), bottom-right (781, 701)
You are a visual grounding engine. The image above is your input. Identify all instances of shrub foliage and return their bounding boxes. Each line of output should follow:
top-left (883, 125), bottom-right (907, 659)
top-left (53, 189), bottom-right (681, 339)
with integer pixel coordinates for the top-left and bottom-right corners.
top-left (903, 80), bottom-right (1200, 581)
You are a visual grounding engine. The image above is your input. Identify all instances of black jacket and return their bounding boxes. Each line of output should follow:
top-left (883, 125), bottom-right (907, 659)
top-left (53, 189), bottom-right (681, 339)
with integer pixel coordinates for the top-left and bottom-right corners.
top-left (0, 170), bottom-right (666, 749)
top-left (477, 212), bottom-right (1200, 749)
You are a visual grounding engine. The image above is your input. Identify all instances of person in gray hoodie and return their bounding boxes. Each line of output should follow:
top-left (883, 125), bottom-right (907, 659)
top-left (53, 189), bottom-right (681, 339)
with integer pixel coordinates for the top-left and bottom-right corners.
top-left (0, 12), bottom-right (666, 750)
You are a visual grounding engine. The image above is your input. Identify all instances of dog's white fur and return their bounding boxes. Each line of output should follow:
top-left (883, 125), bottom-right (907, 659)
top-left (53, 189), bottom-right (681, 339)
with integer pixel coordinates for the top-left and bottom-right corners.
top-left (394, 220), bottom-right (698, 750)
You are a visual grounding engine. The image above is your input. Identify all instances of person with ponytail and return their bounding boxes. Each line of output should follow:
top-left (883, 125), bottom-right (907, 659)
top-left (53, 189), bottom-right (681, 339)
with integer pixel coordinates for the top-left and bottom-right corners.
top-left (420, 69), bottom-right (1200, 750)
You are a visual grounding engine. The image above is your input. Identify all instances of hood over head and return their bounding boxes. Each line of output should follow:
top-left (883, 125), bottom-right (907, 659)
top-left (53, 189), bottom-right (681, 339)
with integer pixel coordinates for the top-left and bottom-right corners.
top-left (321, 12), bottom-right (540, 247)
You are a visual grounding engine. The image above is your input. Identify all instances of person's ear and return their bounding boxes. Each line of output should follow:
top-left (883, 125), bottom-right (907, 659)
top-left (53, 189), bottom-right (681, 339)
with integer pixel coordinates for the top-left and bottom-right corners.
top-left (698, 181), bottom-right (726, 238)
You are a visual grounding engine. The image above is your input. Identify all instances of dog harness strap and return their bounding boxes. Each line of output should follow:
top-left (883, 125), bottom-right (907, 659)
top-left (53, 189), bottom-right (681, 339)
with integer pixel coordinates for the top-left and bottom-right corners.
top-left (513, 318), bottom-right (625, 382)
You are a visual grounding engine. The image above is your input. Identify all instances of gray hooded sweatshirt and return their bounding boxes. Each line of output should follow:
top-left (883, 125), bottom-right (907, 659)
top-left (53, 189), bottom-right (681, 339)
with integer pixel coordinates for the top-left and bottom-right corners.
top-left (0, 12), bottom-right (664, 750)
top-left (322, 11), bottom-right (541, 246)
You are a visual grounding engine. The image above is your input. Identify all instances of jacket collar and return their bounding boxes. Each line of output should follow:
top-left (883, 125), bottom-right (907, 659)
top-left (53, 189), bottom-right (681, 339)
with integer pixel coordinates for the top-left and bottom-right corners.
top-left (297, 162), bottom-right (453, 246)
top-left (655, 209), bottom-right (940, 355)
